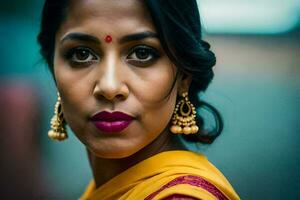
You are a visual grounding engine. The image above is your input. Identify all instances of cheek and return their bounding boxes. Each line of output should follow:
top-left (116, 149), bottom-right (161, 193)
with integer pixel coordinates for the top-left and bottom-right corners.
top-left (53, 57), bottom-right (92, 134)
top-left (54, 54), bottom-right (93, 92)
top-left (133, 62), bottom-right (177, 105)
top-left (53, 50), bottom-right (95, 103)
top-left (141, 85), bottom-right (177, 133)
top-left (132, 62), bottom-right (178, 132)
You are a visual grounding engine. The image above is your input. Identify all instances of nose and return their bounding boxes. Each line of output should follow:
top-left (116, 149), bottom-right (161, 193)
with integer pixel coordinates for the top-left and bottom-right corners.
top-left (93, 53), bottom-right (129, 102)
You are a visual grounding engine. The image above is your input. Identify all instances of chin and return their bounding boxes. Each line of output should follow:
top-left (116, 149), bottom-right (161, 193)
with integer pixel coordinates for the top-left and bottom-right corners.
top-left (86, 142), bottom-right (143, 159)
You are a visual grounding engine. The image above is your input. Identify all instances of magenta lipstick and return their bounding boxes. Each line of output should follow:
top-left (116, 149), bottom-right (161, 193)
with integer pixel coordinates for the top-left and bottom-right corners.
top-left (91, 111), bottom-right (134, 133)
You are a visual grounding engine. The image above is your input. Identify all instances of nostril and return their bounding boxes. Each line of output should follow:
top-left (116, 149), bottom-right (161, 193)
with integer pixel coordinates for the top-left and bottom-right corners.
top-left (116, 94), bottom-right (126, 100)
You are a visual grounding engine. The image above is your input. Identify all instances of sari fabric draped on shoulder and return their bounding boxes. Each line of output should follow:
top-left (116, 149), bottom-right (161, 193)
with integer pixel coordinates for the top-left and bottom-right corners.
top-left (80, 151), bottom-right (240, 200)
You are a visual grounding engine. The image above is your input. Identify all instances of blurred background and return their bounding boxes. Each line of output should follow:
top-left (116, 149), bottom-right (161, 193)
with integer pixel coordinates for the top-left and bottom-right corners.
top-left (0, 0), bottom-right (299, 199)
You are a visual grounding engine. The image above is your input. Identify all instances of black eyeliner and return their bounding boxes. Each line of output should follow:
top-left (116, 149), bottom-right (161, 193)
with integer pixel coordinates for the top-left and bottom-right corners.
top-left (128, 45), bottom-right (161, 59)
top-left (61, 46), bottom-right (99, 66)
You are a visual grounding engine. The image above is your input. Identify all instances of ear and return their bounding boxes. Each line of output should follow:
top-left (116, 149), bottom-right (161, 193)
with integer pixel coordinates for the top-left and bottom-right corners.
top-left (177, 73), bottom-right (192, 95)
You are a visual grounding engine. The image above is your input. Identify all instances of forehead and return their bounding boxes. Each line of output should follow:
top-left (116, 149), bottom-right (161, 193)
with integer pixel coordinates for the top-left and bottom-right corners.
top-left (57, 0), bottom-right (155, 38)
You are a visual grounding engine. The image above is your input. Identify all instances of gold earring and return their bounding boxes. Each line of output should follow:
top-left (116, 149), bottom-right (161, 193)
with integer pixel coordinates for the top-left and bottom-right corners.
top-left (48, 94), bottom-right (68, 141)
top-left (170, 92), bottom-right (199, 135)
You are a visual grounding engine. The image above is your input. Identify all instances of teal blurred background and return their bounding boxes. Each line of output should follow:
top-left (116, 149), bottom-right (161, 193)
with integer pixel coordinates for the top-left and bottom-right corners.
top-left (0, 0), bottom-right (299, 199)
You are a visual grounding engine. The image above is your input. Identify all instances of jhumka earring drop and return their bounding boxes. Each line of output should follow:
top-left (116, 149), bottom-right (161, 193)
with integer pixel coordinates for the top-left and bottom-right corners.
top-left (48, 94), bottom-right (68, 141)
top-left (170, 92), bottom-right (199, 135)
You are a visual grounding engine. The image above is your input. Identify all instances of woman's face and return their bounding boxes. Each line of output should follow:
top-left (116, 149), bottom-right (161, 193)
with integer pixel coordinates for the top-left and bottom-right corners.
top-left (54, 0), bottom-right (186, 158)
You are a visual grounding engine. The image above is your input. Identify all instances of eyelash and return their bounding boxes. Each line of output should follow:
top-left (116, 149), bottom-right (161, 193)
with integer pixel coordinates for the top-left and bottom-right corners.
top-left (126, 45), bottom-right (160, 66)
top-left (63, 45), bottom-right (160, 67)
top-left (64, 47), bottom-right (99, 66)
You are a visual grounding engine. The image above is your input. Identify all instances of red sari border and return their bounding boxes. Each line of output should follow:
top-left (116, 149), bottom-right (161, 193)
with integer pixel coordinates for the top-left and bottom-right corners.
top-left (162, 194), bottom-right (201, 200)
top-left (144, 175), bottom-right (229, 200)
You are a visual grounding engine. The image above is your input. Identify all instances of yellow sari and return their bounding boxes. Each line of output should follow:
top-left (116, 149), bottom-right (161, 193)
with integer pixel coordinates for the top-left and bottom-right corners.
top-left (80, 151), bottom-right (240, 200)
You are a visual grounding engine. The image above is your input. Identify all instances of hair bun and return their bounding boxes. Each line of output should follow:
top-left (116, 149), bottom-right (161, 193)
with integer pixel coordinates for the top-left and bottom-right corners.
top-left (200, 40), bottom-right (211, 51)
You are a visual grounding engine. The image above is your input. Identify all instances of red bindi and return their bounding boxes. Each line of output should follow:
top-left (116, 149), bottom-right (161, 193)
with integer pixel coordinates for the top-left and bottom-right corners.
top-left (105, 35), bottom-right (113, 43)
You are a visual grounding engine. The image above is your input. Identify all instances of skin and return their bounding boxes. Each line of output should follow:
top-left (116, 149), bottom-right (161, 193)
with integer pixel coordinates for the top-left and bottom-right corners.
top-left (54, 0), bottom-right (192, 187)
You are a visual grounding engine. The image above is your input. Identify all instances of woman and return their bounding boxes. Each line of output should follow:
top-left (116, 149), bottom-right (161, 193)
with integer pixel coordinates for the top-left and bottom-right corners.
top-left (38, 0), bottom-right (240, 199)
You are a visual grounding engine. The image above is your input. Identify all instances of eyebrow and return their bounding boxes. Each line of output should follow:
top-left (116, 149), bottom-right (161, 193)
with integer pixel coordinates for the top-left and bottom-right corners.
top-left (60, 31), bottom-right (158, 45)
top-left (118, 31), bottom-right (158, 44)
top-left (60, 32), bottom-right (101, 45)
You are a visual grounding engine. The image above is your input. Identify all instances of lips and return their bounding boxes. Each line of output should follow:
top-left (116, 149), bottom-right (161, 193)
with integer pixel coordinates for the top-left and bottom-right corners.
top-left (91, 111), bottom-right (134, 133)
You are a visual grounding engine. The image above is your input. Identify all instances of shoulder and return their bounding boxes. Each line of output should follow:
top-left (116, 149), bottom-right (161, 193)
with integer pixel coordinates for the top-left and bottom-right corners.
top-left (145, 175), bottom-right (230, 200)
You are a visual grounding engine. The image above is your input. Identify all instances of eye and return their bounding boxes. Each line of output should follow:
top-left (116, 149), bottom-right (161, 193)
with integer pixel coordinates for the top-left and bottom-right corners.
top-left (65, 47), bottom-right (99, 65)
top-left (126, 45), bottom-right (160, 65)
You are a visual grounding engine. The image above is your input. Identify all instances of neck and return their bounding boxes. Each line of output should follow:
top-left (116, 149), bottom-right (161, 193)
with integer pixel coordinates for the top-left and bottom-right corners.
top-left (87, 131), bottom-right (186, 188)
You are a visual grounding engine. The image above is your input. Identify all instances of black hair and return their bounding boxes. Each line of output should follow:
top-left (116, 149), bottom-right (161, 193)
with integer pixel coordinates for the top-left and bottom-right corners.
top-left (38, 0), bottom-right (223, 144)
